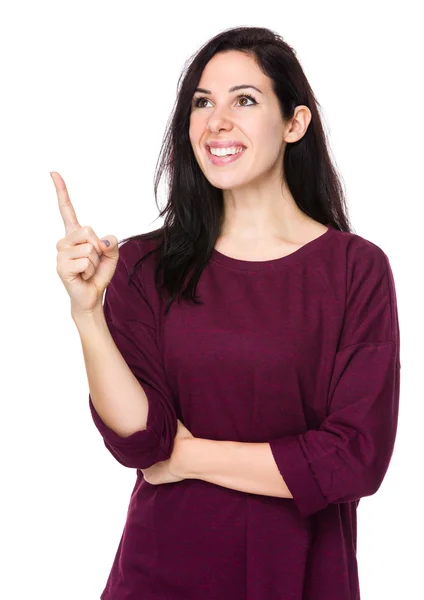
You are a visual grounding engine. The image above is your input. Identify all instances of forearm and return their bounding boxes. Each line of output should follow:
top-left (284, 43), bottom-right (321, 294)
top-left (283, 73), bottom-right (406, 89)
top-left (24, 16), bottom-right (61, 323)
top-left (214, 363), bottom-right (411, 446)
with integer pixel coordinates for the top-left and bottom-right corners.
top-left (73, 307), bottom-right (149, 437)
top-left (182, 438), bottom-right (293, 499)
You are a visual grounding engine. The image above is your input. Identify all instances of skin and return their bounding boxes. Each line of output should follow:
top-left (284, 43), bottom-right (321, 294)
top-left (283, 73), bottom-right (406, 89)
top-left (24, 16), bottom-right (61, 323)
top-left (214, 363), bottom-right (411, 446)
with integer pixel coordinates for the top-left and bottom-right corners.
top-left (188, 50), bottom-right (324, 249)
top-left (52, 171), bottom-right (195, 485)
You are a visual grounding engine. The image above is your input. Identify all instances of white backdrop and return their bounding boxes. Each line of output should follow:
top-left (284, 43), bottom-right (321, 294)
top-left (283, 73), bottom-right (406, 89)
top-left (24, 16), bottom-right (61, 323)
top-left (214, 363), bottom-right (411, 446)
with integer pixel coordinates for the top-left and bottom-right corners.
top-left (1, 1), bottom-right (421, 598)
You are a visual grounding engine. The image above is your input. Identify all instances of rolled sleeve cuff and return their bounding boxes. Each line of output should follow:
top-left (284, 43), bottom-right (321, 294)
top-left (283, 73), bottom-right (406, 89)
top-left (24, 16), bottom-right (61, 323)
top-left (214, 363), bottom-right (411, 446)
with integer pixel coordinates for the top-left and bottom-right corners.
top-left (269, 435), bottom-right (328, 519)
top-left (88, 389), bottom-right (167, 468)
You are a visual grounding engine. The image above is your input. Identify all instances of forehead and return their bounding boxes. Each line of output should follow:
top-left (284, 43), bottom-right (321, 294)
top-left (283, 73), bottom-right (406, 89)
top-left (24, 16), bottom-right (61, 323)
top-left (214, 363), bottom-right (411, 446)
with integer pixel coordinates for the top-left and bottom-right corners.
top-left (198, 51), bottom-right (268, 90)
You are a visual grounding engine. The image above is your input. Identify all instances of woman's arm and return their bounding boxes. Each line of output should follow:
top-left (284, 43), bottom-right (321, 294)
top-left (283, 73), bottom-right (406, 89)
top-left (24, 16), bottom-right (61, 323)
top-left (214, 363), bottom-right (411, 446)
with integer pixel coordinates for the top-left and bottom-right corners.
top-left (74, 306), bottom-right (149, 438)
top-left (179, 437), bottom-right (293, 499)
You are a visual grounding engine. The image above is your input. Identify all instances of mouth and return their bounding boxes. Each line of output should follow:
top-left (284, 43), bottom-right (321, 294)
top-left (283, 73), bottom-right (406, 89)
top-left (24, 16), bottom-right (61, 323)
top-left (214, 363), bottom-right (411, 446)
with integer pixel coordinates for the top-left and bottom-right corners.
top-left (205, 145), bottom-right (247, 165)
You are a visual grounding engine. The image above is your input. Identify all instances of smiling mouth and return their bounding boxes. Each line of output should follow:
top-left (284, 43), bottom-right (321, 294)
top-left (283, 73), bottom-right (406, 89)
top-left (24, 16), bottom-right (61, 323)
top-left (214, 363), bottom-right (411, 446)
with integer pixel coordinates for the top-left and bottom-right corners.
top-left (206, 146), bottom-right (247, 157)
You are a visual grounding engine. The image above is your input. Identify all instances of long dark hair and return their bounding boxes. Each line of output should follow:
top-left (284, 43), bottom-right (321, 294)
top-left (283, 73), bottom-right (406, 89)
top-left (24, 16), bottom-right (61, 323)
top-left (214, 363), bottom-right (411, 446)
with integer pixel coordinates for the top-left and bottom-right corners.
top-left (119, 25), bottom-right (355, 315)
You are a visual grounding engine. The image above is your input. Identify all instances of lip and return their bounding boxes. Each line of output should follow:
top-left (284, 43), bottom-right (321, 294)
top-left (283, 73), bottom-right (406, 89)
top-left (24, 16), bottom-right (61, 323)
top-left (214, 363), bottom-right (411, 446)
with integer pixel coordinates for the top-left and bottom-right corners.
top-left (206, 145), bottom-right (247, 166)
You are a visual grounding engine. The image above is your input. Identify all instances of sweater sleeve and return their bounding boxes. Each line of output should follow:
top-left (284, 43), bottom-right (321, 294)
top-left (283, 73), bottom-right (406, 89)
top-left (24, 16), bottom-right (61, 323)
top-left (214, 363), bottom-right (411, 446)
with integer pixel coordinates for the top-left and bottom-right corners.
top-left (88, 238), bottom-right (178, 469)
top-left (269, 243), bottom-right (401, 519)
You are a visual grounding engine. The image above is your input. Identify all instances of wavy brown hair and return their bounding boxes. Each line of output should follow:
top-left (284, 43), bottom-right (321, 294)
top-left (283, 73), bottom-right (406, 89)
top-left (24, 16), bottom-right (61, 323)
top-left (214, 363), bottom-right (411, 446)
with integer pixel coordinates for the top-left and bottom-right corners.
top-left (119, 25), bottom-right (355, 315)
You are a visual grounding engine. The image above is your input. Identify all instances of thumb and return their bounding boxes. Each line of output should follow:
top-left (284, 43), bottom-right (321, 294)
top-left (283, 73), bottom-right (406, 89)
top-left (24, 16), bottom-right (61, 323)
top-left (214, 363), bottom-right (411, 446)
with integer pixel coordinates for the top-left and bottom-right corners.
top-left (99, 235), bottom-right (118, 255)
top-left (92, 235), bottom-right (120, 291)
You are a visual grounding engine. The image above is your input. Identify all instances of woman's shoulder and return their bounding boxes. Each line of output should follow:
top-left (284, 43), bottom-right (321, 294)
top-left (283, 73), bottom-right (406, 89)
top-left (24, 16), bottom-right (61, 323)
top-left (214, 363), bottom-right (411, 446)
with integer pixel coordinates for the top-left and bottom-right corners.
top-left (118, 229), bottom-right (164, 264)
top-left (329, 226), bottom-right (391, 271)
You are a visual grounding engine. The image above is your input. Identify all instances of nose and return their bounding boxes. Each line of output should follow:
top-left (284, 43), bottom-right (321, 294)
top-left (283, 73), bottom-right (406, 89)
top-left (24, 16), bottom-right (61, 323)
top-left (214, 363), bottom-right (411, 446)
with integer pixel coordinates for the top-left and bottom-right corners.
top-left (206, 105), bottom-right (236, 133)
top-left (206, 117), bottom-right (233, 134)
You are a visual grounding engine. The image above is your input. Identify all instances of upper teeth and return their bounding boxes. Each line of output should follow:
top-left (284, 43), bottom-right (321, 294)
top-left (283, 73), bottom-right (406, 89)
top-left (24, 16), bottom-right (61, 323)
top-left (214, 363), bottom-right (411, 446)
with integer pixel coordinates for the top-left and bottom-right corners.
top-left (209, 146), bottom-right (244, 156)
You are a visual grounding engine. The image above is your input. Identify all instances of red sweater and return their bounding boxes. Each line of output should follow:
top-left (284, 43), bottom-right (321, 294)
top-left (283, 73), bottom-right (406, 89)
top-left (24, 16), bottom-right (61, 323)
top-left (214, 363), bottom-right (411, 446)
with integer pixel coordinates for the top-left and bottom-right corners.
top-left (89, 225), bottom-right (401, 599)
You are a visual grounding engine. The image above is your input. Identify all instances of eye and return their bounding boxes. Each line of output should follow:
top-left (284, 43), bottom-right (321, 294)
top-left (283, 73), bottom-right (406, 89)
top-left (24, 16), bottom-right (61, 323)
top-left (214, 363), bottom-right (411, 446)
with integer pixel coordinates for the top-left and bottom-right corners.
top-left (192, 93), bottom-right (257, 109)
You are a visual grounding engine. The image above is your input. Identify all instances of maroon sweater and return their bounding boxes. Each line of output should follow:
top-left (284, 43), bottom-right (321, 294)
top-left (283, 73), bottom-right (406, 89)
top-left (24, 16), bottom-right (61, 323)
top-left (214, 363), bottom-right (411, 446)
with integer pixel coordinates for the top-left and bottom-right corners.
top-left (89, 225), bottom-right (400, 599)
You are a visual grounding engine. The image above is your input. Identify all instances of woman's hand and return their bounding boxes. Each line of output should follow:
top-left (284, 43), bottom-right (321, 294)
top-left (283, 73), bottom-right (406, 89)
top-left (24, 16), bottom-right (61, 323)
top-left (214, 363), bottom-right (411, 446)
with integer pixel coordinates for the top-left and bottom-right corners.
top-left (141, 420), bottom-right (195, 485)
top-left (53, 171), bottom-right (119, 317)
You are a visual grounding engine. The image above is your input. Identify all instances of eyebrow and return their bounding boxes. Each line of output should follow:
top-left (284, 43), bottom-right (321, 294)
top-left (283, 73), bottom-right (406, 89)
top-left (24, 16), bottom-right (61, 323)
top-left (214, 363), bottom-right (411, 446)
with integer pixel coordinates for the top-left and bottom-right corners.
top-left (193, 84), bottom-right (263, 95)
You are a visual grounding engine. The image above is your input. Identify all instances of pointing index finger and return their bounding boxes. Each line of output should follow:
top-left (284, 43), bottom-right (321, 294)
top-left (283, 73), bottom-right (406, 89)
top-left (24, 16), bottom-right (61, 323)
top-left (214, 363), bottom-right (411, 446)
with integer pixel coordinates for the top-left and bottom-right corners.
top-left (52, 172), bottom-right (81, 235)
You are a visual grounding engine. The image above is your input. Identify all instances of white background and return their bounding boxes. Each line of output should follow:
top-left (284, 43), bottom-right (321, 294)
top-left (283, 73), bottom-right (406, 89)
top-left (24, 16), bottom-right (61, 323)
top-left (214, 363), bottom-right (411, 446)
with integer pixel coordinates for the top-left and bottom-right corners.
top-left (1, 1), bottom-right (421, 598)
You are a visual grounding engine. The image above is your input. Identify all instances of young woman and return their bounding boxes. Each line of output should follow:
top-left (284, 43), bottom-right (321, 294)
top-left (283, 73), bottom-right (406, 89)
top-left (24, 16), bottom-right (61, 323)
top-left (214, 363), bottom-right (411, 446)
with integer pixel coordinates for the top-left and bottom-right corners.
top-left (54, 25), bottom-right (400, 600)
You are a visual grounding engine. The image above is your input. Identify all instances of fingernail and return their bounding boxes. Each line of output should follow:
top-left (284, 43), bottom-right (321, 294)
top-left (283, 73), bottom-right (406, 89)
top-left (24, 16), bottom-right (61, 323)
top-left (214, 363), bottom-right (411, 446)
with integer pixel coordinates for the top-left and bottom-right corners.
top-left (101, 239), bottom-right (110, 247)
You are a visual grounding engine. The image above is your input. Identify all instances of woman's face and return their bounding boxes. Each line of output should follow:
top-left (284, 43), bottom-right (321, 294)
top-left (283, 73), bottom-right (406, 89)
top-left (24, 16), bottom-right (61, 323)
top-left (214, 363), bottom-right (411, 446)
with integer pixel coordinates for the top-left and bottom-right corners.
top-left (189, 50), bottom-right (288, 191)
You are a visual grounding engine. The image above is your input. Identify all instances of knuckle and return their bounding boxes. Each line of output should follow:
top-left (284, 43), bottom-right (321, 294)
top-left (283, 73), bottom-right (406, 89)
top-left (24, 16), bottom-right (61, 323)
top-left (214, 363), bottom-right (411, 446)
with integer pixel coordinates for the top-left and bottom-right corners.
top-left (81, 225), bottom-right (100, 248)
top-left (77, 242), bottom-right (90, 255)
top-left (82, 225), bottom-right (94, 237)
top-left (83, 242), bottom-right (94, 255)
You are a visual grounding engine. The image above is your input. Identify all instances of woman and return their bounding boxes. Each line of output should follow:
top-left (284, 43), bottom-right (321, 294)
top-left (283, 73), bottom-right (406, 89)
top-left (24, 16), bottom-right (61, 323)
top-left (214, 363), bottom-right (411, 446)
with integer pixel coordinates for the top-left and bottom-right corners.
top-left (54, 26), bottom-right (400, 600)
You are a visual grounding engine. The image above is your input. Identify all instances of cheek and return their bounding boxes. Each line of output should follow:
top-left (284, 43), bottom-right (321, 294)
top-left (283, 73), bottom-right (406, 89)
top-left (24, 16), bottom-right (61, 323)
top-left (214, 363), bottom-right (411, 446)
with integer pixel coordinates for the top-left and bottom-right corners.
top-left (189, 119), bottom-right (203, 146)
top-left (243, 116), bottom-right (272, 141)
top-left (255, 121), bottom-right (284, 155)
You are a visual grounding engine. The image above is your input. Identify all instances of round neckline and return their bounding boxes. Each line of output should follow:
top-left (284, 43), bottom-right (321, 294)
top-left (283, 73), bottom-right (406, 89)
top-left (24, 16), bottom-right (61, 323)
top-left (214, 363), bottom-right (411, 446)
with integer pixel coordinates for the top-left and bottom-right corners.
top-left (210, 225), bottom-right (337, 271)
